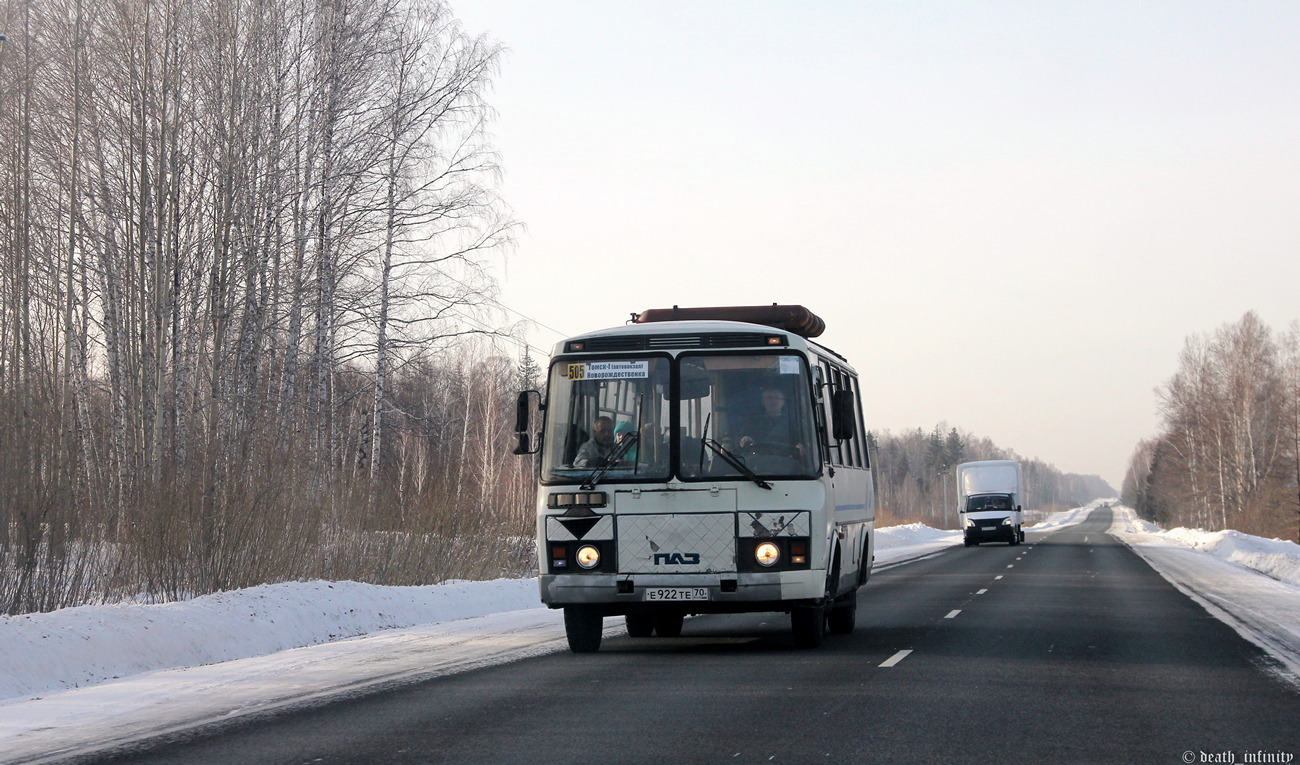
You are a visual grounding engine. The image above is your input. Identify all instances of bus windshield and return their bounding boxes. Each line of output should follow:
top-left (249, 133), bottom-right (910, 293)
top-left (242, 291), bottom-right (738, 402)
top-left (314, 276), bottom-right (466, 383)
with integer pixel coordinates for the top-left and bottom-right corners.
top-left (541, 352), bottom-right (819, 484)
top-left (677, 352), bottom-right (819, 480)
top-left (541, 357), bottom-right (672, 484)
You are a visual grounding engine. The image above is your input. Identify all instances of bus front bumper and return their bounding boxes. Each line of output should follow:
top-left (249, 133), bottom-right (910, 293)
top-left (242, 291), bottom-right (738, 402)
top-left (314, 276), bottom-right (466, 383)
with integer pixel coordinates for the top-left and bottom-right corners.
top-left (539, 571), bottom-right (827, 613)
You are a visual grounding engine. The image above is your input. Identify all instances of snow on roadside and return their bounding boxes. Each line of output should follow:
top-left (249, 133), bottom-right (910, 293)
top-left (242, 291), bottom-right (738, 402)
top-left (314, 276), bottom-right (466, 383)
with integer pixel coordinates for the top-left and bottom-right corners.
top-left (873, 523), bottom-right (962, 565)
top-left (0, 579), bottom-right (539, 703)
top-left (1108, 506), bottom-right (1300, 588)
top-left (1028, 499), bottom-right (1107, 530)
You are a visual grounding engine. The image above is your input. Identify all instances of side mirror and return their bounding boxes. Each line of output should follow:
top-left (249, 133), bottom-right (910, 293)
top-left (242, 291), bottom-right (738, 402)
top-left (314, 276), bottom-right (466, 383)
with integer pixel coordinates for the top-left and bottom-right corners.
top-left (513, 390), bottom-right (542, 455)
top-left (831, 390), bottom-right (856, 441)
top-left (512, 432), bottom-right (532, 456)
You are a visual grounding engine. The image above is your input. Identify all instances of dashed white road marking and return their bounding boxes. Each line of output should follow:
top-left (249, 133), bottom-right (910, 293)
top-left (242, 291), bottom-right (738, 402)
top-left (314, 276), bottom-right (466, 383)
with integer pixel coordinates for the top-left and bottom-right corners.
top-left (995, 575), bottom-right (1004, 580)
top-left (944, 610), bottom-right (961, 619)
top-left (976, 588), bottom-right (988, 595)
top-left (1006, 564), bottom-right (1015, 568)
top-left (880, 650), bottom-right (913, 667)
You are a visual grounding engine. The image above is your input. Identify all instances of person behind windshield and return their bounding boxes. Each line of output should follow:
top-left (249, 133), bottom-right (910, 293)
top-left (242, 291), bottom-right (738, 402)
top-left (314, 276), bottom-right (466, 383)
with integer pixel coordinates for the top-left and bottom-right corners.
top-left (573, 416), bottom-right (615, 467)
top-left (613, 420), bottom-right (638, 461)
top-left (739, 385), bottom-right (804, 458)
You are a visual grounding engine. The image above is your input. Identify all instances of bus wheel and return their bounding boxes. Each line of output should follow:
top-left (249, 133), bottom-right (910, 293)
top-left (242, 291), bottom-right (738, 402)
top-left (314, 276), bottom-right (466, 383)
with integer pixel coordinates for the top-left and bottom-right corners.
top-left (625, 612), bottom-right (654, 638)
top-left (564, 606), bottom-right (603, 653)
top-left (653, 611), bottom-right (685, 638)
top-left (828, 595), bottom-right (857, 635)
top-left (791, 605), bottom-right (826, 648)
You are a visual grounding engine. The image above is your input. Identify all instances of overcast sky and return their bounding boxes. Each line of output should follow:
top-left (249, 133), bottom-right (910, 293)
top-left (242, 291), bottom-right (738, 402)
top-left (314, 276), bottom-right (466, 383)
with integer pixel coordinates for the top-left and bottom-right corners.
top-left (453, 1), bottom-right (1300, 491)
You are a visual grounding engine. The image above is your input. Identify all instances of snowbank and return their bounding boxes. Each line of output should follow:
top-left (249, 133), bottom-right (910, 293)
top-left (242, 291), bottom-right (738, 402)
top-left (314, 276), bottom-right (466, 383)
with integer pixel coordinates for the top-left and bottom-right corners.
top-left (873, 522), bottom-right (962, 565)
top-left (1108, 507), bottom-right (1300, 587)
top-left (0, 579), bottom-right (539, 703)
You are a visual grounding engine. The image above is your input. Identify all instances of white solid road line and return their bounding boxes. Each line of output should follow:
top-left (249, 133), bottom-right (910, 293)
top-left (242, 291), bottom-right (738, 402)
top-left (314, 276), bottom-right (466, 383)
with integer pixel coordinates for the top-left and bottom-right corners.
top-left (879, 650), bottom-right (913, 667)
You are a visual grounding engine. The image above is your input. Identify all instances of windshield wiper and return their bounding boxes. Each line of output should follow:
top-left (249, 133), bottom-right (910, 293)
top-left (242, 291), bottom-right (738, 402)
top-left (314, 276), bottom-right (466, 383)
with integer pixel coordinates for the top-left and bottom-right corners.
top-left (701, 437), bottom-right (772, 490)
top-left (580, 434), bottom-right (639, 491)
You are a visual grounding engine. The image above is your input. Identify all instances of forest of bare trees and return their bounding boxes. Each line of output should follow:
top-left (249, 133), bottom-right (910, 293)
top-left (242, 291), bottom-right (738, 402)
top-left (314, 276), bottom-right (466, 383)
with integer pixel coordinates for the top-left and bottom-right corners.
top-left (0, 0), bottom-right (536, 615)
top-left (868, 424), bottom-right (1115, 528)
top-left (1123, 312), bottom-right (1300, 542)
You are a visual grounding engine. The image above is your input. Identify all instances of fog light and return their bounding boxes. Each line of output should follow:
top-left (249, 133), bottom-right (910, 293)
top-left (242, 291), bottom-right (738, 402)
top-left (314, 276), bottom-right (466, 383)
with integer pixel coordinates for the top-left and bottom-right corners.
top-left (755, 541), bottom-right (781, 567)
top-left (576, 544), bottom-right (601, 569)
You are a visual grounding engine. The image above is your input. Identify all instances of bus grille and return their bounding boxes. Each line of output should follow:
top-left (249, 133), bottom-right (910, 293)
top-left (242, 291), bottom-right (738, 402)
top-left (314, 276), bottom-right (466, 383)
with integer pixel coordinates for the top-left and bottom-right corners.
top-left (617, 513), bottom-right (736, 574)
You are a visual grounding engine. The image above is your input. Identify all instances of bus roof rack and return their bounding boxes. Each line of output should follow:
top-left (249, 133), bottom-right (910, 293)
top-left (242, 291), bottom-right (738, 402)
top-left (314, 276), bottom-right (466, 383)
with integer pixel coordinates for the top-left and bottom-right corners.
top-left (633, 304), bottom-right (826, 339)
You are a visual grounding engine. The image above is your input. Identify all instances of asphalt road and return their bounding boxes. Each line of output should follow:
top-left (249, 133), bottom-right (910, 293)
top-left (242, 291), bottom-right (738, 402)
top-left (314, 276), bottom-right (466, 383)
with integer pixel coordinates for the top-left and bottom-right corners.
top-left (85, 508), bottom-right (1300, 764)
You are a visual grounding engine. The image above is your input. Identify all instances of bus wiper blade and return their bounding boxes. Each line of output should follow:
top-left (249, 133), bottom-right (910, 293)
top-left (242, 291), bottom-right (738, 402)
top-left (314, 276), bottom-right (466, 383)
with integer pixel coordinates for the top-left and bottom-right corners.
top-left (702, 438), bottom-right (772, 490)
top-left (580, 434), bottom-right (639, 491)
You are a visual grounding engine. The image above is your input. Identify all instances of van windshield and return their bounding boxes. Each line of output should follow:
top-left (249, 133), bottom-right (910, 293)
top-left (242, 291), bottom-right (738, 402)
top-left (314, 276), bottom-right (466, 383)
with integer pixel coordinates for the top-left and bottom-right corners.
top-left (966, 494), bottom-right (1014, 512)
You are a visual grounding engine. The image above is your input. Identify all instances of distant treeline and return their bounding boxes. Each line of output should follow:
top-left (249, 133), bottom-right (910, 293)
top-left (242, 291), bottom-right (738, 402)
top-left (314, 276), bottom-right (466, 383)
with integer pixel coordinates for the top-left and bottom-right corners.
top-left (1124, 312), bottom-right (1300, 542)
top-left (868, 425), bottom-right (1116, 528)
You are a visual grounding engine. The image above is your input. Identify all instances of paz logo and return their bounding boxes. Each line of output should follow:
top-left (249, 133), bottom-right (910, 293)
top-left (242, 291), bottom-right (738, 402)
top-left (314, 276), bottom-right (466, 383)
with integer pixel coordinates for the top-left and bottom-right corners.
top-left (653, 552), bottom-right (700, 565)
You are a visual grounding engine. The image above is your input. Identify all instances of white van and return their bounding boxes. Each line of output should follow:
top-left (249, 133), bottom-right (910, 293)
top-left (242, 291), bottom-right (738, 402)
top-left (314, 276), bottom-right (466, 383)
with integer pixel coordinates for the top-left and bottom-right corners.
top-left (956, 460), bottom-right (1024, 546)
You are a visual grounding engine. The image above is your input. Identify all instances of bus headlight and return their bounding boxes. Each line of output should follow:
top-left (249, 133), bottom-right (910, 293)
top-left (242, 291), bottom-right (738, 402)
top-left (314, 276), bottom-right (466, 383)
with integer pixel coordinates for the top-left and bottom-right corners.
top-left (1001, 517), bottom-right (1012, 526)
top-left (575, 544), bottom-right (601, 569)
top-left (754, 542), bottom-right (781, 567)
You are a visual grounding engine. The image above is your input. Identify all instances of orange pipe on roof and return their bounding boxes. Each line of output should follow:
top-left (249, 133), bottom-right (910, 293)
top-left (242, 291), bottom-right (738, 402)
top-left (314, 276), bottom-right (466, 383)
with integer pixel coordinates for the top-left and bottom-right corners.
top-left (633, 304), bottom-right (825, 339)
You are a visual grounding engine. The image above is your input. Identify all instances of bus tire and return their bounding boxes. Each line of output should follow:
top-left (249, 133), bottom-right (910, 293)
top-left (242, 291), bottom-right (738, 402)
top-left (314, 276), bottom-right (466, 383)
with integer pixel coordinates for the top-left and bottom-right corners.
top-left (791, 605), bottom-right (826, 648)
top-left (828, 595), bottom-right (857, 635)
top-left (564, 606), bottom-right (603, 653)
top-left (653, 611), bottom-right (685, 638)
top-left (625, 612), bottom-right (654, 638)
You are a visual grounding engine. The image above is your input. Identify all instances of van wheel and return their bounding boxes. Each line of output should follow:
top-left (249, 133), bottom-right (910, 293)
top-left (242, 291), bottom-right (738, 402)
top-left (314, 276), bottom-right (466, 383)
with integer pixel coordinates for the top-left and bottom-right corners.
top-left (625, 612), bottom-right (654, 638)
top-left (564, 606), bottom-right (603, 653)
top-left (828, 595), bottom-right (857, 635)
top-left (653, 611), bottom-right (685, 638)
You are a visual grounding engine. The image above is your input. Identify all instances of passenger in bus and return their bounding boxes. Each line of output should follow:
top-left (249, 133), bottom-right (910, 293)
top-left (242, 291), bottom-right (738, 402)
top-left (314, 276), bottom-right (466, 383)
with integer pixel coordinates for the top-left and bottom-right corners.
top-left (738, 385), bottom-right (804, 460)
top-left (613, 420), bottom-right (638, 461)
top-left (573, 416), bottom-right (615, 467)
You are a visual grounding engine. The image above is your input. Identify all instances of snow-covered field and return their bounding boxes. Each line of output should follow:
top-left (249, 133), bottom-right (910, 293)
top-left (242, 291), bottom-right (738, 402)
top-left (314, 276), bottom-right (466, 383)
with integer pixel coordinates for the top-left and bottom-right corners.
top-left (2, 503), bottom-right (1298, 762)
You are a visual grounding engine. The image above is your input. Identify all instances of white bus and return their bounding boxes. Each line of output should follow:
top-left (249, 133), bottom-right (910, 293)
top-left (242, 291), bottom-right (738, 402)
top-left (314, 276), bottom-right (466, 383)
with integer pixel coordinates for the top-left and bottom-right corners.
top-left (513, 305), bottom-right (875, 652)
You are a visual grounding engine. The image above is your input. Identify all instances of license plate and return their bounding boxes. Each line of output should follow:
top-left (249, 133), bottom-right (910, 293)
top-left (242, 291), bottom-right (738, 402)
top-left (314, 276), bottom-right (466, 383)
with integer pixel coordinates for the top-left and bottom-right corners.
top-left (645, 587), bottom-right (709, 602)
top-left (982, 526), bottom-right (998, 531)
